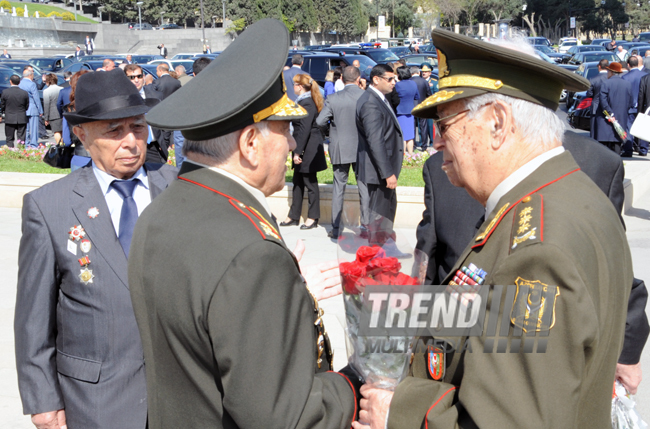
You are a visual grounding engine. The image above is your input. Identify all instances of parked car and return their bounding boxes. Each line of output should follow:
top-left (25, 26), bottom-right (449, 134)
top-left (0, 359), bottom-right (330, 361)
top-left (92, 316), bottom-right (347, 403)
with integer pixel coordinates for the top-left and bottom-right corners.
top-left (558, 40), bottom-right (580, 53)
top-left (419, 44), bottom-right (437, 53)
top-left (303, 44), bottom-right (331, 51)
top-left (566, 61), bottom-right (601, 108)
top-left (568, 51), bottom-right (617, 65)
top-left (190, 54), bottom-right (220, 61)
top-left (0, 67), bottom-right (20, 96)
top-left (58, 61), bottom-right (93, 77)
top-left (527, 36), bottom-right (553, 49)
top-left (131, 54), bottom-right (164, 63)
top-left (29, 57), bottom-right (73, 72)
top-left (389, 46), bottom-right (411, 57)
top-left (158, 23), bottom-right (181, 30)
top-left (172, 53), bottom-right (202, 60)
top-left (357, 48), bottom-right (401, 64)
top-left (400, 54), bottom-right (438, 66)
top-left (639, 32), bottom-right (650, 43)
top-left (534, 45), bottom-right (570, 63)
top-left (139, 64), bottom-right (160, 80)
top-left (131, 23), bottom-right (154, 30)
top-left (591, 38), bottom-right (611, 46)
top-left (565, 45), bottom-right (606, 57)
top-left (627, 45), bottom-right (650, 58)
top-left (285, 53), bottom-right (377, 86)
top-left (148, 59), bottom-right (194, 75)
top-left (568, 91), bottom-right (592, 131)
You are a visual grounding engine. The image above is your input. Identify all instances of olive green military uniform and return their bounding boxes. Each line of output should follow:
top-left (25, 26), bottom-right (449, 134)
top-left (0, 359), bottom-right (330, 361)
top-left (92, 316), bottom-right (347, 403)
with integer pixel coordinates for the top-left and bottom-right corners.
top-left (128, 162), bottom-right (356, 428)
top-left (387, 152), bottom-right (632, 428)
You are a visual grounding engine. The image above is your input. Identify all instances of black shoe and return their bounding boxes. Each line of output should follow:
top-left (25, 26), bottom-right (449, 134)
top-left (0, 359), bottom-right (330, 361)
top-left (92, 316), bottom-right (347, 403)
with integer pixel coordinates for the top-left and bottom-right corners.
top-left (639, 152), bottom-right (648, 157)
top-left (280, 219), bottom-right (299, 227)
top-left (300, 219), bottom-right (319, 230)
top-left (621, 152), bottom-right (634, 158)
top-left (327, 229), bottom-right (339, 239)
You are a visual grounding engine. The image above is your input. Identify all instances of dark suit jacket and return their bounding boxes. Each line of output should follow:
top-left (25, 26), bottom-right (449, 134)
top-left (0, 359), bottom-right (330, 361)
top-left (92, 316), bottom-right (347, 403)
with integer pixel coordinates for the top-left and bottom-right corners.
top-left (415, 130), bottom-right (648, 364)
top-left (0, 86), bottom-right (29, 124)
top-left (622, 68), bottom-right (647, 111)
top-left (596, 75), bottom-right (633, 142)
top-left (638, 73), bottom-right (650, 114)
top-left (128, 163), bottom-right (356, 427)
top-left (315, 84), bottom-right (365, 164)
top-left (143, 85), bottom-right (164, 145)
top-left (586, 72), bottom-right (608, 115)
top-left (153, 74), bottom-right (181, 100)
top-left (356, 88), bottom-right (404, 185)
top-left (292, 96), bottom-right (327, 173)
top-left (412, 75), bottom-right (432, 106)
top-left (283, 66), bottom-right (305, 101)
top-left (15, 162), bottom-right (177, 428)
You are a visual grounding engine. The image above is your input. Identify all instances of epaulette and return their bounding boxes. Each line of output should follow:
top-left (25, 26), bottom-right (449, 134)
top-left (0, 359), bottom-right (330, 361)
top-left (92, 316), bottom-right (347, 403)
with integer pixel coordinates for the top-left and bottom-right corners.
top-left (509, 193), bottom-right (543, 253)
top-left (178, 176), bottom-right (282, 243)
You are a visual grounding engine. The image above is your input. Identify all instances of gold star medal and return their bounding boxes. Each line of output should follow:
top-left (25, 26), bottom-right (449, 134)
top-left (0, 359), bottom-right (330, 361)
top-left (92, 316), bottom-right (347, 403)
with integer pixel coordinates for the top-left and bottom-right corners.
top-left (79, 267), bottom-right (95, 285)
top-left (68, 225), bottom-right (86, 241)
top-left (87, 207), bottom-right (99, 219)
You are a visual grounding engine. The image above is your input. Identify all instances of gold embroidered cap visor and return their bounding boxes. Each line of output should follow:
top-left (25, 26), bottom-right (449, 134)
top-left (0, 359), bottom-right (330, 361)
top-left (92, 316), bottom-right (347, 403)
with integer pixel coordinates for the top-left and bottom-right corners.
top-left (145, 18), bottom-right (307, 141)
top-left (412, 29), bottom-right (591, 118)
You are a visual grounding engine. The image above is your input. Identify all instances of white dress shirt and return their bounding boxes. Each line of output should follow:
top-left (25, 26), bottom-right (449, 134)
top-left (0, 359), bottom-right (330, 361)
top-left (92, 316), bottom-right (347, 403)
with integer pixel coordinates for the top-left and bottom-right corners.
top-left (485, 146), bottom-right (565, 217)
top-left (92, 163), bottom-right (151, 236)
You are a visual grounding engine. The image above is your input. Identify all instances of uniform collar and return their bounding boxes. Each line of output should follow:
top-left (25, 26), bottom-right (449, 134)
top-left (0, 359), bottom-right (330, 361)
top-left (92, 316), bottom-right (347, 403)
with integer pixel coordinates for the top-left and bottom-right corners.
top-left (184, 159), bottom-right (273, 218)
top-left (485, 146), bottom-right (564, 217)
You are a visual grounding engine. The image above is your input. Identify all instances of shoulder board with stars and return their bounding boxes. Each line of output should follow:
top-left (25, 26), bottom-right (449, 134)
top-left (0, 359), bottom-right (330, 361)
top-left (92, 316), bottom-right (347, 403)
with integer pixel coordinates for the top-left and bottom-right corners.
top-left (509, 193), bottom-right (543, 253)
top-left (230, 200), bottom-right (283, 243)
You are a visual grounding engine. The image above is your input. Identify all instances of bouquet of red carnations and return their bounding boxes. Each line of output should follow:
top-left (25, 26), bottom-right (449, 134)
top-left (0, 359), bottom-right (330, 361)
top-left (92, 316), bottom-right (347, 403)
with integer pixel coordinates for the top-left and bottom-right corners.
top-left (338, 238), bottom-right (428, 389)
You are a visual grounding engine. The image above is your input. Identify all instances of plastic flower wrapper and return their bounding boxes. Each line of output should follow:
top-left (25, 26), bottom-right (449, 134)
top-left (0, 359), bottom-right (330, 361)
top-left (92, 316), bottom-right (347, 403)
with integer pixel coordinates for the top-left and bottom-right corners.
top-left (336, 211), bottom-right (428, 390)
top-left (612, 380), bottom-right (648, 429)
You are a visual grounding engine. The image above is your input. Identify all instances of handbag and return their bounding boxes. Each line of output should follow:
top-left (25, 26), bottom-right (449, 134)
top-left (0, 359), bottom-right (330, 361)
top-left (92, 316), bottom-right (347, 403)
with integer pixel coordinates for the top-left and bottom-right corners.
top-left (43, 144), bottom-right (74, 169)
top-left (630, 107), bottom-right (650, 142)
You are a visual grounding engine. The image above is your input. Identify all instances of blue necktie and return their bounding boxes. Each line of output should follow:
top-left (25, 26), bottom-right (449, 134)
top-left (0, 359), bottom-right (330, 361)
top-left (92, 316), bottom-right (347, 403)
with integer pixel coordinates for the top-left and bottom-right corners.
top-left (110, 179), bottom-right (139, 258)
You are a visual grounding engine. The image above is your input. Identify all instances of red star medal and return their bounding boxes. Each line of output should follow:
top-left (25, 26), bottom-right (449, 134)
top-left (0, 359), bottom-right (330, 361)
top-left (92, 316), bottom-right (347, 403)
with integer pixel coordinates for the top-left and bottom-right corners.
top-left (68, 225), bottom-right (86, 242)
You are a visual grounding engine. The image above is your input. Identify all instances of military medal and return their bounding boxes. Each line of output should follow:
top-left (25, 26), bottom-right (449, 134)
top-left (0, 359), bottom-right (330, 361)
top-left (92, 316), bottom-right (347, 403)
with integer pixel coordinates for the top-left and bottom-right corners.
top-left (87, 207), bottom-right (99, 219)
top-left (80, 239), bottom-right (92, 253)
top-left (79, 267), bottom-right (95, 285)
top-left (68, 225), bottom-right (86, 241)
top-left (78, 256), bottom-right (91, 266)
top-left (427, 345), bottom-right (445, 381)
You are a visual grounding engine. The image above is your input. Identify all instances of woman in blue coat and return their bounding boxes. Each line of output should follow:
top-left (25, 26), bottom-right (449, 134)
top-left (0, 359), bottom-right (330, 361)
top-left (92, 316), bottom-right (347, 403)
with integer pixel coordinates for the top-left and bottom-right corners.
top-left (395, 66), bottom-right (419, 155)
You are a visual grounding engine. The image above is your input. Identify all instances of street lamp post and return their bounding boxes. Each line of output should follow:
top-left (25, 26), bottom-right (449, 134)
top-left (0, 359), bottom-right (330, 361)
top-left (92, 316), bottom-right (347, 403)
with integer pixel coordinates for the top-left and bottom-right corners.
top-left (222, 0), bottom-right (226, 24)
top-left (376, 0), bottom-right (378, 41)
top-left (136, 1), bottom-right (143, 30)
top-left (200, 0), bottom-right (206, 48)
top-left (160, 11), bottom-right (164, 27)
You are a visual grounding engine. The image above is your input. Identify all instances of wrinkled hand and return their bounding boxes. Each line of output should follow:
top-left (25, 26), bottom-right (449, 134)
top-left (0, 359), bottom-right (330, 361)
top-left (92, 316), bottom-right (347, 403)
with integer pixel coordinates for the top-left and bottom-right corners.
top-left (292, 239), bottom-right (342, 301)
top-left (32, 409), bottom-right (66, 429)
top-left (293, 154), bottom-right (302, 165)
top-left (352, 385), bottom-right (394, 429)
top-left (616, 362), bottom-right (642, 394)
top-left (385, 175), bottom-right (397, 189)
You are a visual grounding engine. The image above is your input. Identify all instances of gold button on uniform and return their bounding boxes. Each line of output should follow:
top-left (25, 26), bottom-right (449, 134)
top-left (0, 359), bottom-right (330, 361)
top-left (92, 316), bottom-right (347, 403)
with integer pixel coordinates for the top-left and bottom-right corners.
top-left (522, 196), bottom-right (531, 203)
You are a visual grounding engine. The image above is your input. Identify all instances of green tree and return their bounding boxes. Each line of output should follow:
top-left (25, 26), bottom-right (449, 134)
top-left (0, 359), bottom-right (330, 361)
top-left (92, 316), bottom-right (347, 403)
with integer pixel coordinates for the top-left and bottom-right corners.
top-left (226, 0), bottom-right (257, 26)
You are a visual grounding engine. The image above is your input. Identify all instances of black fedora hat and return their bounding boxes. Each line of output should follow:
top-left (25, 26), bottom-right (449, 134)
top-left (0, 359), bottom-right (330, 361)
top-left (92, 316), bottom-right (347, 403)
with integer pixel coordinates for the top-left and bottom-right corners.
top-left (64, 69), bottom-right (158, 126)
top-left (145, 18), bottom-right (307, 141)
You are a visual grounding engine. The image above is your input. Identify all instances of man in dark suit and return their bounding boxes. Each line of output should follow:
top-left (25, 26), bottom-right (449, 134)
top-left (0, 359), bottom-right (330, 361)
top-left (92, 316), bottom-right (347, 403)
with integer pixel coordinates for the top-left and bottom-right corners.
top-left (586, 59), bottom-right (609, 139)
top-left (0, 75), bottom-right (29, 147)
top-left (316, 65), bottom-right (369, 238)
top-left (19, 67), bottom-right (43, 148)
top-left (153, 63), bottom-right (181, 160)
top-left (284, 54), bottom-right (305, 101)
top-left (128, 19), bottom-right (358, 428)
top-left (1, 48), bottom-right (11, 59)
top-left (356, 64), bottom-right (404, 244)
top-left (84, 35), bottom-right (94, 55)
top-left (595, 62), bottom-right (633, 154)
top-left (416, 130), bottom-right (649, 395)
top-left (621, 56), bottom-right (648, 156)
top-left (411, 65), bottom-right (432, 151)
top-left (157, 43), bottom-right (168, 58)
top-left (74, 45), bottom-right (83, 60)
top-left (15, 70), bottom-right (176, 429)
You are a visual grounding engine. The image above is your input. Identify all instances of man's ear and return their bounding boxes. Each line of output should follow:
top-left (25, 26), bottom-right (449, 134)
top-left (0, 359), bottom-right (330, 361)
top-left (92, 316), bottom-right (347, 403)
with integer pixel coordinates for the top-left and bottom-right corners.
top-left (237, 125), bottom-right (260, 168)
top-left (72, 125), bottom-right (87, 146)
top-left (489, 100), bottom-right (511, 149)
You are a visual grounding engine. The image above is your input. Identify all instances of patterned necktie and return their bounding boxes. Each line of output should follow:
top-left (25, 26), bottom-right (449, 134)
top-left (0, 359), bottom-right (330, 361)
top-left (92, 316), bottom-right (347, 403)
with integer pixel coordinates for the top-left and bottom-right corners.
top-left (110, 179), bottom-right (139, 258)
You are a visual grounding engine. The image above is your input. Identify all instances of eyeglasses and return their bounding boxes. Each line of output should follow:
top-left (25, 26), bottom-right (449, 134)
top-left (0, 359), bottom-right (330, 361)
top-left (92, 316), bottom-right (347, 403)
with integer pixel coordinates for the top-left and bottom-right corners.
top-left (432, 109), bottom-right (470, 137)
top-left (379, 76), bottom-right (395, 82)
top-left (127, 74), bottom-right (143, 80)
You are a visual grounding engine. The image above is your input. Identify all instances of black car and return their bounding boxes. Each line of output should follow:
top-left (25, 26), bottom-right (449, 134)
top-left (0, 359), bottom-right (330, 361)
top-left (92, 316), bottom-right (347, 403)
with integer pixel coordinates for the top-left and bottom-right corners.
top-left (158, 23), bottom-right (181, 30)
top-left (419, 44), bottom-right (437, 53)
top-left (29, 57), bottom-right (73, 72)
top-left (58, 61), bottom-right (93, 77)
top-left (565, 45), bottom-right (607, 58)
top-left (358, 48), bottom-right (401, 64)
top-left (566, 61), bottom-right (601, 108)
top-left (568, 91), bottom-right (592, 131)
top-left (534, 46), bottom-right (571, 63)
top-left (0, 67), bottom-right (20, 97)
top-left (190, 54), bottom-right (220, 61)
top-left (568, 51), bottom-right (617, 65)
top-left (400, 54), bottom-right (437, 67)
top-left (131, 55), bottom-right (164, 64)
top-left (303, 45), bottom-right (331, 51)
top-left (0, 60), bottom-right (46, 88)
top-left (591, 38), bottom-right (611, 46)
top-left (139, 64), bottom-right (160, 80)
top-left (285, 53), bottom-right (377, 86)
top-left (628, 45), bottom-right (650, 58)
top-left (639, 32), bottom-right (650, 43)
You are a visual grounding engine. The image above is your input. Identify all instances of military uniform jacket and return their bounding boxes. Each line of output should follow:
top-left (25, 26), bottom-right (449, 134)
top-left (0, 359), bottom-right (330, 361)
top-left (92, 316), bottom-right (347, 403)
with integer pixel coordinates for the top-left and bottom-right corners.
top-left (15, 163), bottom-right (177, 428)
top-left (128, 162), bottom-right (356, 428)
top-left (388, 152), bottom-right (632, 429)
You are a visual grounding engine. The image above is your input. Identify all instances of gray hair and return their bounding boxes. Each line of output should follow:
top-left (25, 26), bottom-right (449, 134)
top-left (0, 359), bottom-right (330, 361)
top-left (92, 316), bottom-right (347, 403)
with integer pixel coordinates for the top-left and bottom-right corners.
top-left (183, 122), bottom-right (270, 164)
top-left (410, 66), bottom-right (420, 75)
top-left (22, 69), bottom-right (32, 78)
top-left (464, 93), bottom-right (564, 150)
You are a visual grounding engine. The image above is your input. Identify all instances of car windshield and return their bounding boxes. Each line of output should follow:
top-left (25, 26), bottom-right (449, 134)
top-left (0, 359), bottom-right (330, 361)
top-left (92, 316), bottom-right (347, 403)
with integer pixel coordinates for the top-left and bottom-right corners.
top-left (563, 41), bottom-right (578, 46)
top-left (537, 52), bottom-right (556, 64)
top-left (0, 68), bottom-right (16, 84)
top-left (367, 50), bottom-right (399, 62)
top-left (29, 59), bottom-right (56, 69)
top-left (535, 46), bottom-right (553, 54)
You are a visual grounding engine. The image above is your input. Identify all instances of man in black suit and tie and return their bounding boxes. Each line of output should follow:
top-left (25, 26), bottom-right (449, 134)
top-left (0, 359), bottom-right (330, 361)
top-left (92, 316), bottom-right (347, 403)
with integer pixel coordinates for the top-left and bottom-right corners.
top-left (157, 43), bottom-right (168, 58)
top-left (1, 48), bottom-right (11, 59)
top-left (0, 75), bottom-right (29, 147)
top-left (416, 129), bottom-right (649, 395)
top-left (74, 45), bottom-right (83, 60)
top-left (594, 62), bottom-right (634, 154)
top-left (586, 59), bottom-right (609, 140)
top-left (411, 65), bottom-right (432, 151)
top-left (284, 54), bottom-right (305, 101)
top-left (356, 64), bottom-right (404, 244)
top-left (15, 69), bottom-right (177, 429)
top-left (153, 63), bottom-right (181, 160)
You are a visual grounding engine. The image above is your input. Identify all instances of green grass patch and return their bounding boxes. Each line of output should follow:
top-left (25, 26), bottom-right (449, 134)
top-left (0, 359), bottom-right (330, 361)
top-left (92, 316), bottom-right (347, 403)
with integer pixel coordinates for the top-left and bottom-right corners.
top-left (0, 157), bottom-right (68, 173)
top-left (6, 2), bottom-right (97, 23)
top-left (285, 167), bottom-right (424, 187)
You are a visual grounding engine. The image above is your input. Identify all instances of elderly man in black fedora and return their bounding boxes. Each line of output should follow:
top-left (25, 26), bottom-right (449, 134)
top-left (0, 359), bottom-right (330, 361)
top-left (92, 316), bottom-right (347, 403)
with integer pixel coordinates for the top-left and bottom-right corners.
top-left (14, 69), bottom-right (177, 429)
top-left (128, 19), bottom-right (359, 428)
